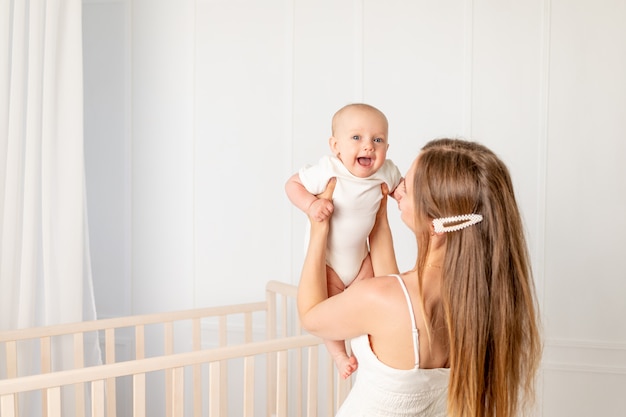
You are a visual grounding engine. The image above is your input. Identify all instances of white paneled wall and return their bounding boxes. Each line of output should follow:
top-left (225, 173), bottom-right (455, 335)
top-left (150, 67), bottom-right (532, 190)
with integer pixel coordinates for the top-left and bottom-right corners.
top-left (541, 0), bottom-right (626, 414)
top-left (83, 1), bottom-right (626, 415)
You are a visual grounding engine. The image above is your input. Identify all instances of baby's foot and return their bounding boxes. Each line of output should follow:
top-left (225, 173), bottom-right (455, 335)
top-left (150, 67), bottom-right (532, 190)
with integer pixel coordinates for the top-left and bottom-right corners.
top-left (334, 353), bottom-right (358, 379)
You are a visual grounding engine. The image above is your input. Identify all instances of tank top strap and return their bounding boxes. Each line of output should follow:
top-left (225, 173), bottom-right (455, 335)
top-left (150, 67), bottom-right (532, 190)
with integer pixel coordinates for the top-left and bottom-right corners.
top-left (391, 274), bottom-right (420, 368)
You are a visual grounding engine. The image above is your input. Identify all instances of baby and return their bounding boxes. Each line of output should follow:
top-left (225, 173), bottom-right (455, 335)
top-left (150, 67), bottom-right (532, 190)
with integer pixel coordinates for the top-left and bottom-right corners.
top-left (285, 103), bottom-right (402, 378)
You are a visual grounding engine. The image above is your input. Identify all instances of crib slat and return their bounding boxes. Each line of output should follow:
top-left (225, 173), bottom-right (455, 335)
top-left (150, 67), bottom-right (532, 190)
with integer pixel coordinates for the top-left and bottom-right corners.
top-left (91, 380), bottom-right (105, 417)
top-left (296, 345), bottom-right (303, 416)
top-left (74, 333), bottom-right (86, 417)
top-left (218, 316), bottom-right (226, 346)
top-left (135, 325), bottom-right (145, 359)
top-left (192, 318), bottom-right (202, 417)
top-left (41, 336), bottom-right (51, 417)
top-left (326, 359), bottom-right (334, 417)
top-left (266, 289), bottom-right (277, 416)
top-left (1, 394), bottom-right (16, 417)
top-left (2, 344), bottom-right (18, 417)
top-left (338, 374), bottom-right (350, 407)
top-left (307, 346), bottom-right (318, 417)
top-left (170, 367), bottom-right (184, 416)
top-left (74, 332), bottom-right (85, 368)
top-left (218, 316), bottom-right (227, 417)
top-left (41, 336), bottom-right (51, 372)
top-left (244, 312), bottom-right (252, 343)
top-left (242, 356), bottom-right (254, 417)
top-left (164, 322), bottom-right (174, 417)
top-left (47, 386), bottom-right (62, 417)
top-left (276, 350), bottom-right (288, 417)
top-left (280, 295), bottom-right (288, 337)
top-left (133, 373), bottom-right (146, 417)
top-left (104, 329), bottom-right (115, 364)
top-left (208, 362), bottom-right (220, 417)
top-left (104, 329), bottom-right (116, 417)
top-left (5, 341), bottom-right (17, 378)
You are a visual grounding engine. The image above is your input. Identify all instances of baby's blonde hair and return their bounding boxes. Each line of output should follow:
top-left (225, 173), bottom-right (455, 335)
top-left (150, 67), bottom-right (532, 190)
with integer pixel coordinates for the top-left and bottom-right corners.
top-left (331, 103), bottom-right (388, 136)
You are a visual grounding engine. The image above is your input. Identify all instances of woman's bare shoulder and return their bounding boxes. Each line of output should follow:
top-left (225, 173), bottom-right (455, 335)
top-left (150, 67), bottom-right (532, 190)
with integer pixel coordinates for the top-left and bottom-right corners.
top-left (348, 274), bottom-right (406, 305)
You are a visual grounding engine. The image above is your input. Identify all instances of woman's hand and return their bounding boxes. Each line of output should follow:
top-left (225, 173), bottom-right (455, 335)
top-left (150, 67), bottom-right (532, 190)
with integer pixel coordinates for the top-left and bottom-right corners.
top-left (309, 177), bottom-right (336, 223)
top-left (376, 182), bottom-right (389, 221)
top-left (369, 183), bottom-right (400, 276)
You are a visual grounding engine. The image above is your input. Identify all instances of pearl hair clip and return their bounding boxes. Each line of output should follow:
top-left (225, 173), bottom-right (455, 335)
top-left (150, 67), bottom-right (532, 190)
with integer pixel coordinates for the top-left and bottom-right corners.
top-left (432, 214), bottom-right (483, 233)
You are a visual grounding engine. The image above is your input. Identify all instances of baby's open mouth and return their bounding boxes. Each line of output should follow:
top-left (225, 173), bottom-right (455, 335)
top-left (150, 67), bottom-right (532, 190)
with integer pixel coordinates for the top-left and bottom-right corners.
top-left (358, 157), bottom-right (372, 166)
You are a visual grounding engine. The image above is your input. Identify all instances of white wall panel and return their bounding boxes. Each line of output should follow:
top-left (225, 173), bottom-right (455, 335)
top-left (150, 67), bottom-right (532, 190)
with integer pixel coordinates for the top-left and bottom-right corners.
top-left (545, 0), bottom-right (626, 342)
top-left (194, 0), bottom-right (292, 305)
top-left (543, 0), bottom-right (626, 414)
top-left (131, 0), bottom-right (196, 313)
top-left (542, 367), bottom-right (626, 416)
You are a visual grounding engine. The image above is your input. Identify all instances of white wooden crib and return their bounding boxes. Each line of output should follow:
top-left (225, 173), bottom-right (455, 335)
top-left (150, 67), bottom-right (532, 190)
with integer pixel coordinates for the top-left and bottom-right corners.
top-left (0, 281), bottom-right (351, 417)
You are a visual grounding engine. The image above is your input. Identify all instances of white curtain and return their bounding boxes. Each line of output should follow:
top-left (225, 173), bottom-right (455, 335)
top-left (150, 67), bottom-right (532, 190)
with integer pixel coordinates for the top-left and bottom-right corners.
top-left (0, 0), bottom-right (101, 391)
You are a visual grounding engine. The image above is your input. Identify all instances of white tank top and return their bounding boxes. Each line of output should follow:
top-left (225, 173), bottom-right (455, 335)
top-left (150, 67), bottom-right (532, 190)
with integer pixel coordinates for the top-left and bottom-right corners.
top-left (335, 274), bottom-right (450, 417)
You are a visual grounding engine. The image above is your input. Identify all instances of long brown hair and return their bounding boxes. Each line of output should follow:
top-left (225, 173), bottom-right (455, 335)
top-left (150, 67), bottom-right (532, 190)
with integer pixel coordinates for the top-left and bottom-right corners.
top-left (413, 139), bottom-right (541, 417)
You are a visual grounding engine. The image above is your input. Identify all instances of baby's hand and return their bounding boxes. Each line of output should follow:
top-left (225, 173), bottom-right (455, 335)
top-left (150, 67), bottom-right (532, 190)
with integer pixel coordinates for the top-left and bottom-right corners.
top-left (307, 198), bottom-right (334, 222)
top-left (307, 177), bottom-right (336, 222)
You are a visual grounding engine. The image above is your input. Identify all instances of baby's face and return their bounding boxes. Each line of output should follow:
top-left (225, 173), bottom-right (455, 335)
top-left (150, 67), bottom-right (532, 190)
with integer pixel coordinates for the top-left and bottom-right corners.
top-left (330, 107), bottom-right (389, 178)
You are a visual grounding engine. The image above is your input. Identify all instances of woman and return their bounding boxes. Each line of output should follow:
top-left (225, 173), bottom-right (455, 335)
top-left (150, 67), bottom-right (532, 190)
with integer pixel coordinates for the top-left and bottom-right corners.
top-left (297, 138), bottom-right (541, 417)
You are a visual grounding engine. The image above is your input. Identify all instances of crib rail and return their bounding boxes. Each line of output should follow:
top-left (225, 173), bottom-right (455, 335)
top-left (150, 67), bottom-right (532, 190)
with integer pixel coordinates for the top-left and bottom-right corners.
top-left (0, 333), bottom-right (342, 417)
top-left (1, 281), bottom-right (296, 372)
top-left (0, 281), bottom-right (351, 416)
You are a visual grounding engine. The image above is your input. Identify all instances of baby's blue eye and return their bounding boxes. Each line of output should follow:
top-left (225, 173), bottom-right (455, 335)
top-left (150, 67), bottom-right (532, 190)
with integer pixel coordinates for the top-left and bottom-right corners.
top-left (374, 137), bottom-right (384, 143)
top-left (352, 135), bottom-right (360, 141)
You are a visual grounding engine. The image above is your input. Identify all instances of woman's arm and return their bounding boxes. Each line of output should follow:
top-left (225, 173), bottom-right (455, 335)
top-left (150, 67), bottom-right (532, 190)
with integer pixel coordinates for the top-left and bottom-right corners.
top-left (369, 183), bottom-right (400, 276)
top-left (297, 178), bottom-right (394, 341)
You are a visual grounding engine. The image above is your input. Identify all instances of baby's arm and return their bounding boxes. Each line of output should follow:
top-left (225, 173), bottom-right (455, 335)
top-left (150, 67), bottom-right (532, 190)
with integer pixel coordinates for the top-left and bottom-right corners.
top-left (285, 173), bottom-right (335, 222)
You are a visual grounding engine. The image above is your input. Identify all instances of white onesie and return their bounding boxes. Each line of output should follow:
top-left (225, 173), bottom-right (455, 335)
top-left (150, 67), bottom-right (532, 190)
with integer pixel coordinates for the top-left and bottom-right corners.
top-left (298, 155), bottom-right (402, 285)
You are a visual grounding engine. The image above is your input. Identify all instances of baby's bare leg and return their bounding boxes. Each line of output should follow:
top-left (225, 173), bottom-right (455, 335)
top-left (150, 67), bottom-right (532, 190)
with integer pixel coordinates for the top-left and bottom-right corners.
top-left (324, 265), bottom-right (358, 379)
